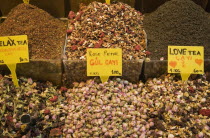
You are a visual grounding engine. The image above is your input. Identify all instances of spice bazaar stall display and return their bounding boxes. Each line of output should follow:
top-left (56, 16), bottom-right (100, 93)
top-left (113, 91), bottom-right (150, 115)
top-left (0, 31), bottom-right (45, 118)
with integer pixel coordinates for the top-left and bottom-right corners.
top-left (0, 3), bottom-right (67, 85)
top-left (63, 1), bottom-right (147, 86)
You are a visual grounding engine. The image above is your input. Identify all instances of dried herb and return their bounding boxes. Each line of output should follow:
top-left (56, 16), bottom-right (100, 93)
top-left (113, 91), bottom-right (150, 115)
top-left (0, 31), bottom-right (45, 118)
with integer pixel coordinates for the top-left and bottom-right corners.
top-left (144, 0), bottom-right (210, 60)
top-left (0, 3), bottom-right (66, 59)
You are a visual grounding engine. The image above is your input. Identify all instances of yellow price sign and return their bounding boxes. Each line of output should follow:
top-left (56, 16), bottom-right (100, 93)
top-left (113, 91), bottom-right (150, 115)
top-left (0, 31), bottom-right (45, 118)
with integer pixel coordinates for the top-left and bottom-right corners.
top-left (106, 0), bottom-right (111, 5)
top-left (168, 46), bottom-right (204, 81)
top-left (0, 35), bottom-right (29, 86)
top-left (23, 0), bottom-right (30, 4)
top-left (87, 48), bottom-right (122, 83)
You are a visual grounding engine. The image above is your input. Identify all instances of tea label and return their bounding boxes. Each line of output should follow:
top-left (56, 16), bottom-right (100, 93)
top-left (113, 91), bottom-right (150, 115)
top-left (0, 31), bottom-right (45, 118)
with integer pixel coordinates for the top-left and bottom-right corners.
top-left (168, 46), bottom-right (204, 80)
top-left (87, 48), bottom-right (122, 83)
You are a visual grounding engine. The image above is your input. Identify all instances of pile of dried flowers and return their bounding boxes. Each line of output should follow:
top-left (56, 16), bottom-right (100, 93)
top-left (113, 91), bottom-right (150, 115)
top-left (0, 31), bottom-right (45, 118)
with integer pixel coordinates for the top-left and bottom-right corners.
top-left (65, 2), bottom-right (147, 60)
top-left (0, 74), bottom-right (209, 137)
top-left (0, 74), bottom-right (67, 137)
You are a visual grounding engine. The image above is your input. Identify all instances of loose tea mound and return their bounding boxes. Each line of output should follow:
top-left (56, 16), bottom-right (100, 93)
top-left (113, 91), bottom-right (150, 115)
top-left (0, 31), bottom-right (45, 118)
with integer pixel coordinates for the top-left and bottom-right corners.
top-left (0, 3), bottom-right (66, 59)
top-left (66, 2), bottom-right (146, 60)
top-left (144, 0), bottom-right (210, 60)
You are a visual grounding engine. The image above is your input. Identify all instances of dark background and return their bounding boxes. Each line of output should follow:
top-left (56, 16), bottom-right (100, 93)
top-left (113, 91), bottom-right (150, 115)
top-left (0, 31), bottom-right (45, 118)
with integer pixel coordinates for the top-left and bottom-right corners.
top-left (0, 0), bottom-right (209, 17)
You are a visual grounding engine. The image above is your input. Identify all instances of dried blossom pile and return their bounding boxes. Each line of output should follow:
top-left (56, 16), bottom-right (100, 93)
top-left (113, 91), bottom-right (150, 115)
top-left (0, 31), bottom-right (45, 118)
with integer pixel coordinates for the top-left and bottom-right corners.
top-left (0, 75), bottom-right (67, 137)
top-left (0, 74), bottom-right (210, 137)
top-left (61, 75), bottom-right (210, 137)
top-left (65, 2), bottom-right (147, 60)
top-left (0, 3), bottom-right (66, 59)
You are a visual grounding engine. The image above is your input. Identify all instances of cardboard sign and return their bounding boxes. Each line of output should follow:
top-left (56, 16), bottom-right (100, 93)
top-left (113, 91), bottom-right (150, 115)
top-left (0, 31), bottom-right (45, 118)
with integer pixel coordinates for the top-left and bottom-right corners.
top-left (168, 46), bottom-right (204, 81)
top-left (87, 48), bottom-right (122, 83)
top-left (106, 0), bottom-right (111, 5)
top-left (23, 0), bottom-right (29, 4)
top-left (0, 35), bottom-right (29, 86)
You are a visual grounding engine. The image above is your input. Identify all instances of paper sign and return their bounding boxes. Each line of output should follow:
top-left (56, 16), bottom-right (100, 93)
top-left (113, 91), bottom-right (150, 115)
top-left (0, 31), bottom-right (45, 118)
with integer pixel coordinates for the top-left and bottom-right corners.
top-left (168, 46), bottom-right (204, 81)
top-left (23, 0), bottom-right (29, 4)
top-left (87, 48), bottom-right (122, 83)
top-left (0, 35), bottom-right (29, 86)
top-left (106, 0), bottom-right (111, 4)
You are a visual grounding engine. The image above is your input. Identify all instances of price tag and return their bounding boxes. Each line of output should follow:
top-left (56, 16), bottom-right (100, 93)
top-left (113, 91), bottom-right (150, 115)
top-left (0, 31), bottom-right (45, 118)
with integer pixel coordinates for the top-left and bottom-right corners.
top-left (0, 35), bottom-right (29, 86)
top-left (87, 48), bottom-right (122, 83)
top-left (168, 46), bottom-right (204, 81)
top-left (106, 0), bottom-right (111, 5)
top-left (23, 0), bottom-right (30, 4)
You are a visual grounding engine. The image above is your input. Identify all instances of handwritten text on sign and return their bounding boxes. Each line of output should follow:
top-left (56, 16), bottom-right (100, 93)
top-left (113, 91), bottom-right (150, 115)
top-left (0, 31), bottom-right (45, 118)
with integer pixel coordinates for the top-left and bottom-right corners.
top-left (168, 46), bottom-right (204, 74)
top-left (0, 35), bottom-right (29, 64)
top-left (87, 48), bottom-right (122, 76)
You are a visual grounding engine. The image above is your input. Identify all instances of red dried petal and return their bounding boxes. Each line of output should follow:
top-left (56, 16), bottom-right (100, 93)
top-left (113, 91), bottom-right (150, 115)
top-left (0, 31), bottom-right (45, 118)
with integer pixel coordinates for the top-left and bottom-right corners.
top-left (121, 5), bottom-right (125, 10)
top-left (145, 51), bottom-right (152, 56)
top-left (44, 109), bottom-right (50, 114)
top-left (135, 45), bottom-right (141, 51)
top-left (60, 87), bottom-right (68, 92)
top-left (78, 40), bottom-right (85, 45)
top-left (49, 96), bottom-right (58, 102)
top-left (71, 45), bottom-right (78, 51)
top-left (67, 29), bottom-right (73, 34)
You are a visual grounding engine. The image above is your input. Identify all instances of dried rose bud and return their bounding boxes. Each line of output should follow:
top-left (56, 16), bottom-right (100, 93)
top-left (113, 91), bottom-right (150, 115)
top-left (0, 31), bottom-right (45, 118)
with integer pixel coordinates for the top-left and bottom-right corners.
top-left (49, 96), bottom-right (58, 102)
top-left (71, 45), bottom-right (78, 51)
top-left (44, 109), bottom-right (51, 114)
top-left (68, 11), bottom-right (75, 19)
top-left (135, 45), bottom-right (141, 51)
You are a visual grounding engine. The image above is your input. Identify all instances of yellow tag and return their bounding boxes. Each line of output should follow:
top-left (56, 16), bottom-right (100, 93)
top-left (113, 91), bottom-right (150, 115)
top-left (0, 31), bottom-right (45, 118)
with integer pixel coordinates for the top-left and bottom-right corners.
top-left (87, 48), bottom-right (122, 83)
top-left (168, 46), bottom-right (204, 81)
top-left (0, 35), bottom-right (29, 86)
top-left (23, 0), bottom-right (29, 4)
top-left (106, 0), bottom-right (111, 5)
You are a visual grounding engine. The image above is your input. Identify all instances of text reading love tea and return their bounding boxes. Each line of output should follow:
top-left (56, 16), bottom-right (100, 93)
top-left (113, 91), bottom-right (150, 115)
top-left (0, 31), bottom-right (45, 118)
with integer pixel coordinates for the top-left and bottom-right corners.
top-left (168, 46), bottom-right (204, 74)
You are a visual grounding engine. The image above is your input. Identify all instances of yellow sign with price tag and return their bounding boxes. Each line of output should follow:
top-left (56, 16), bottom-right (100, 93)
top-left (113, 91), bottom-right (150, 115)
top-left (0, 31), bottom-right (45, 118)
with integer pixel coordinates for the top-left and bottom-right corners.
top-left (23, 0), bottom-right (30, 4)
top-left (106, 0), bottom-right (111, 5)
top-left (0, 35), bottom-right (29, 86)
top-left (87, 48), bottom-right (122, 83)
top-left (168, 46), bottom-right (204, 81)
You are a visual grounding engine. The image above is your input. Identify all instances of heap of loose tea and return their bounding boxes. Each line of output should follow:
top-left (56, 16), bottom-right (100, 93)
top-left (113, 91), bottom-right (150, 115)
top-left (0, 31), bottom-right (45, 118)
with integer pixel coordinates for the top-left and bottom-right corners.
top-left (0, 3), bottom-right (66, 59)
top-left (144, 0), bottom-right (210, 60)
top-left (65, 2), bottom-right (147, 60)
